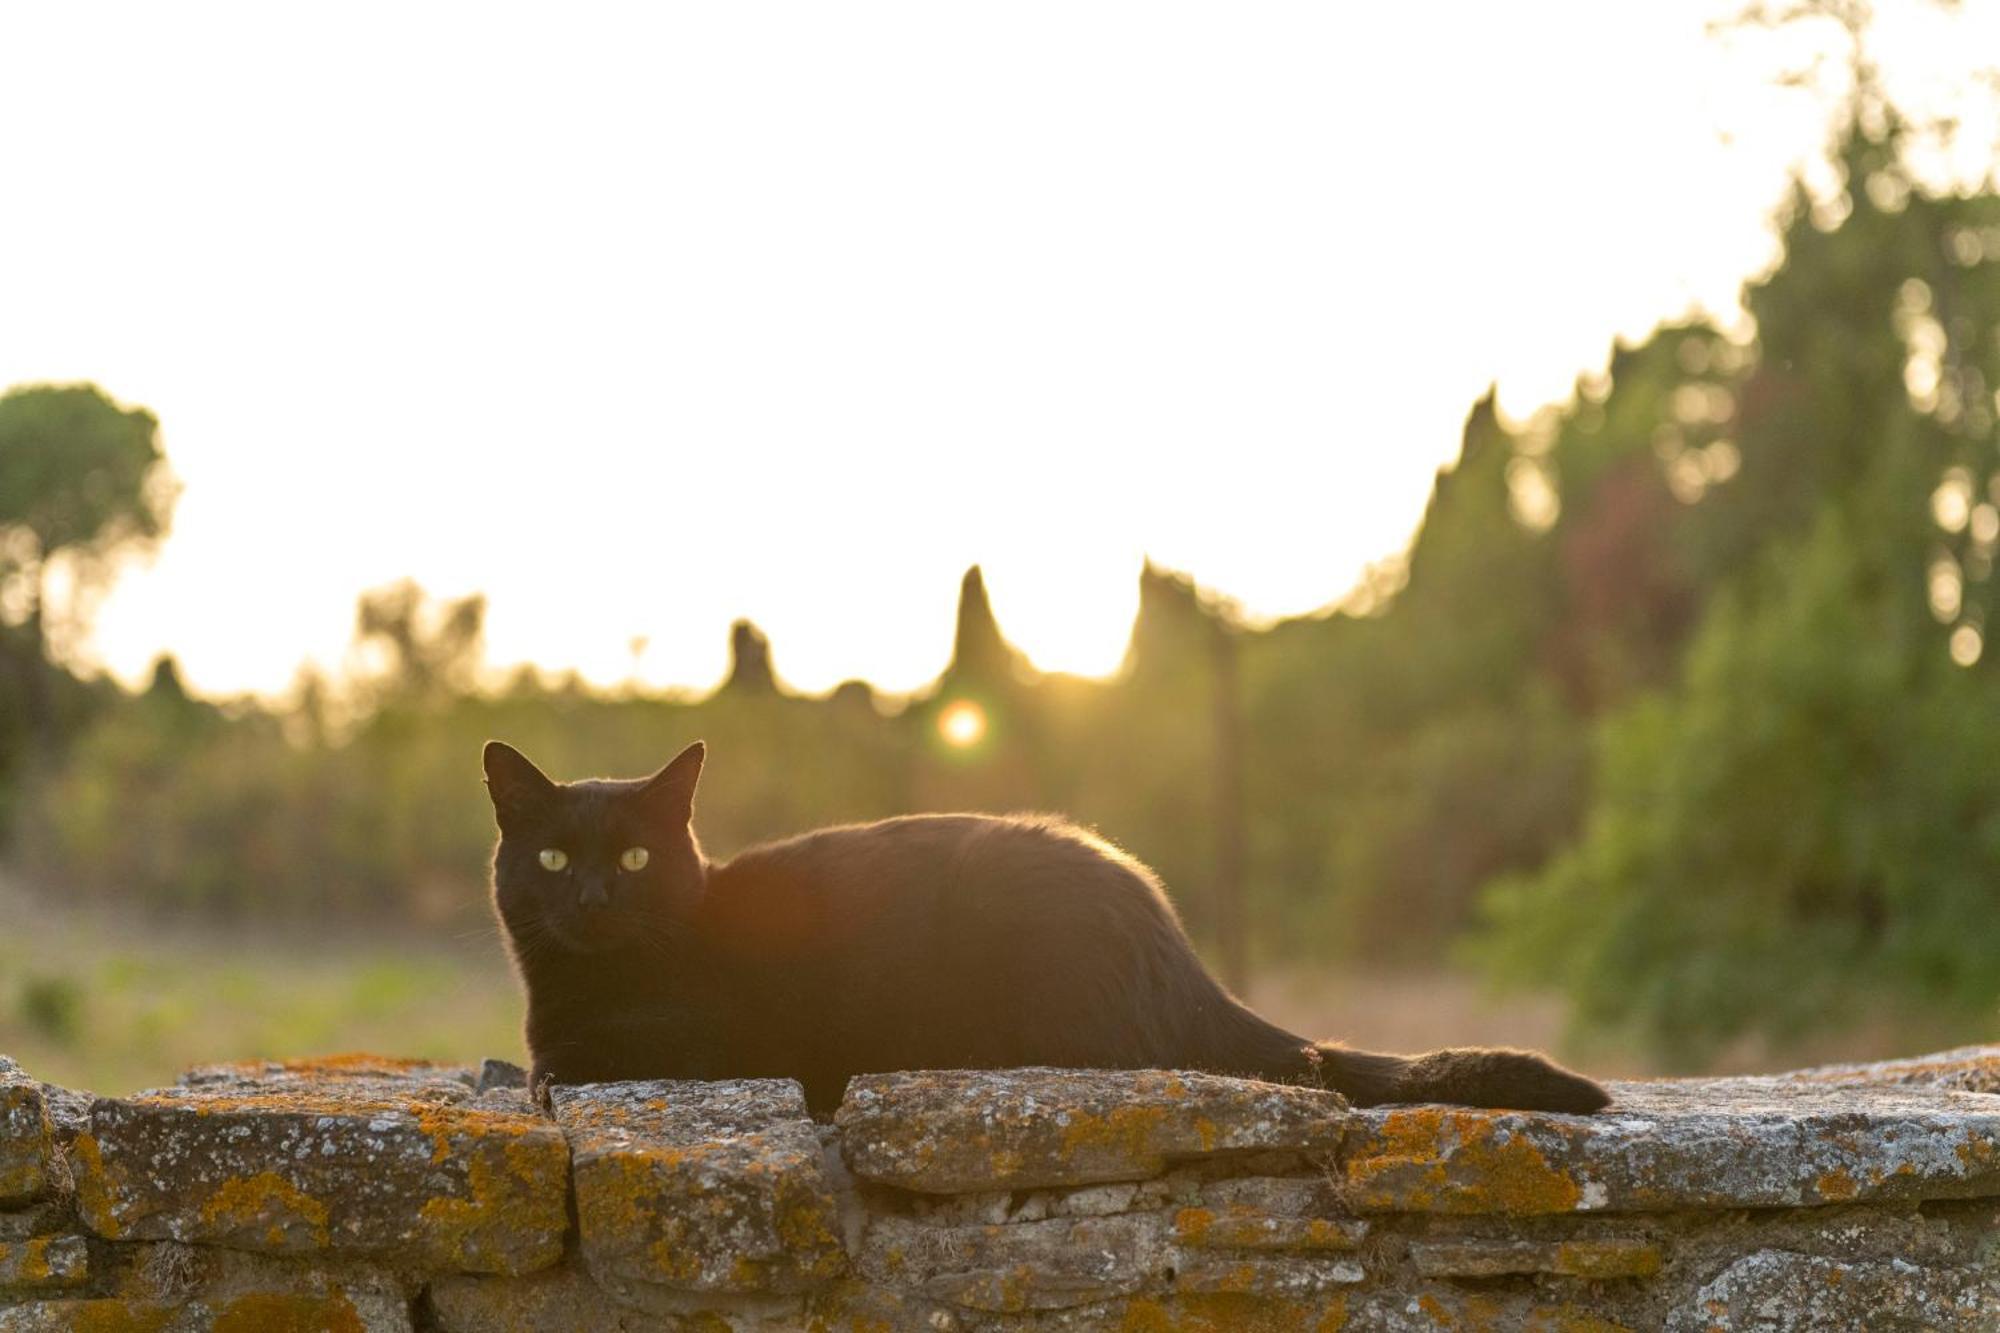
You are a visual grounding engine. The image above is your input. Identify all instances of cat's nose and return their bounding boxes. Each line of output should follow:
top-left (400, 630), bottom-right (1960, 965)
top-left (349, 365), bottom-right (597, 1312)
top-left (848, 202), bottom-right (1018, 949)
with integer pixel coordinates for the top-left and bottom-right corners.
top-left (577, 877), bottom-right (612, 910)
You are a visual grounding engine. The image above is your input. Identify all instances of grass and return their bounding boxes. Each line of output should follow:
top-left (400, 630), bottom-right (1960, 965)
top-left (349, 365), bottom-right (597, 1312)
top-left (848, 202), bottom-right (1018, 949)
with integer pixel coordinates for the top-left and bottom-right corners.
top-left (0, 879), bottom-right (522, 1094)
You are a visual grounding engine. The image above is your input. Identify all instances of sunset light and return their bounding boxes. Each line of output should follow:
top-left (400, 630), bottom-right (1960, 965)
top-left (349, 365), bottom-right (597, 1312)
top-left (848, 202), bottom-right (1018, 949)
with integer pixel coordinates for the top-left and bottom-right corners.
top-left (8, 3), bottom-right (1988, 699)
top-left (937, 700), bottom-right (987, 749)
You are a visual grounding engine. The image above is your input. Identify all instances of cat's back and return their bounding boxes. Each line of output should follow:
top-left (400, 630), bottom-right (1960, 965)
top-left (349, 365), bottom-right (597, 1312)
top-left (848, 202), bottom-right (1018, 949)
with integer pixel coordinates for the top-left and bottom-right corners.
top-left (700, 811), bottom-right (1162, 952)
top-left (713, 809), bottom-right (1128, 891)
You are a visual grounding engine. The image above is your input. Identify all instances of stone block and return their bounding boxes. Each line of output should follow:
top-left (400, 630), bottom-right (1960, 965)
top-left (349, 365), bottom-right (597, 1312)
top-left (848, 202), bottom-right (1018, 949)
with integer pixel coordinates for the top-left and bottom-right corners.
top-left (552, 1079), bottom-right (845, 1301)
top-left (1169, 1254), bottom-right (1364, 1298)
top-left (0, 1201), bottom-right (73, 1243)
top-left (1786, 1043), bottom-right (2000, 1094)
top-left (178, 1055), bottom-right (477, 1091)
top-left (428, 1266), bottom-right (802, 1331)
top-left (71, 1065), bottom-right (568, 1273)
top-left (837, 1068), bottom-right (1349, 1193)
top-left (858, 1211), bottom-right (1172, 1312)
top-left (0, 1236), bottom-right (86, 1293)
top-left (0, 1288), bottom-right (410, 1332)
top-left (1342, 1078), bottom-right (2000, 1215)
top-left (1408, 1236), bottom-right (1663, 1279)
top-left (1171, 1176), bottom-right (1368, 1253)
top-left (0, 1059), bottom-right (63, 1209)
top-left (1338, 1288), bottom-right (1639, 1332)
top-left (1666, 1250), bottom-right (2000, 1331)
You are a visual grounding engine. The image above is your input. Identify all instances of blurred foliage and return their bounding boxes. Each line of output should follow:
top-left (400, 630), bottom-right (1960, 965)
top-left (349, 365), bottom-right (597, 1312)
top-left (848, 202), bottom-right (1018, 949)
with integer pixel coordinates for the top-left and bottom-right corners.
top-left (17, 975), bottom-right (82, 1045)
top-left (8, 38), bottom-right (2000, 1064)
top-left (0, 383), bottom-right (173, 839)
top-left (1479, 103), bottom-right (2000, 1062)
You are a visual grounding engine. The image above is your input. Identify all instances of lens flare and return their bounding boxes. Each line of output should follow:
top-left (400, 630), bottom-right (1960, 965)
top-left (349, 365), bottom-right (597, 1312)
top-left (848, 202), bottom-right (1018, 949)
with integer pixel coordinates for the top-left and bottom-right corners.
top-left (938, 699), bottom-right (987, 748)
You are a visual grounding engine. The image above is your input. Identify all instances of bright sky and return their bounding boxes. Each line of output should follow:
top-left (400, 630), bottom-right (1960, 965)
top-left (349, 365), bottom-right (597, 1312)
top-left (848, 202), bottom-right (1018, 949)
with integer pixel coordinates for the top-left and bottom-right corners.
top-left (3, 2), bottom-right (1994, 698)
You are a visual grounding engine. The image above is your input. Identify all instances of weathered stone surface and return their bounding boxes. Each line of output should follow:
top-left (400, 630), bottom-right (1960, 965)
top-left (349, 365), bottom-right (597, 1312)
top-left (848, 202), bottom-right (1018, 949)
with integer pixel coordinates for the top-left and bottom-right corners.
top-left (859, 1211), bottom-right (1173, 1312)
top-left (0, 1288), bottom-right (411, 1332)
top-left (1788, 1043), bottom-right (2000, 1094)
top-left (837, 1068), bottom-right (1349, 1193)
top-left (72, 1067), bottom-right (568, 1273)
top-left (860, 1194), bottom-right (1368, 1316)
top-left (1339, 1288), bottom-right (1637, 1332)
top-left (0, 1201), bottom-right (72, 1242)
top-left (474, 1060), bottom-right (527, 1095)
top-left (1170, 1254), bottom-right (1365, 1298)
top-left (798, 1283), bottom-right (936, 1332)
top-left (429, 1266), bottom-right (802, 1331)
top-left (1665, 1250), bottom-right (2000, 1331)
top-left (1047, 1182), bottom-right (1141, 1218)
top-left (11, 1048), bottom-right (2000, 1331)
top-left (1343, 1077), bottom-right (2000, 1215)
top-left (91, 1243), bottom-right (417, 1330)
top-left (32, 1087), bottom-right (92, 1152)
top-left (0, 1236), bottom-right (85, 1293)
top-left (1408, 1236), bottom-right (1662, 1279)
top-left (1172, 1207), bottom-right (1369, 1255)
top-left (1172, 1176), bottom-right (1369, 1253)
top-left (0, 1060), bottom-right (62, 1209)
top-left (553, 1079), bottom-right (845, 1300)
top-left (178, 1054), bottom-right (476, 1091)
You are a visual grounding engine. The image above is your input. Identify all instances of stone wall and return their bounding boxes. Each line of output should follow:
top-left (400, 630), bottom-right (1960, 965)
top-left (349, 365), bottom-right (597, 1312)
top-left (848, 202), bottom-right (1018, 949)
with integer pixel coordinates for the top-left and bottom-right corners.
top-left (1, 1046), bottom-right (1997, 1330)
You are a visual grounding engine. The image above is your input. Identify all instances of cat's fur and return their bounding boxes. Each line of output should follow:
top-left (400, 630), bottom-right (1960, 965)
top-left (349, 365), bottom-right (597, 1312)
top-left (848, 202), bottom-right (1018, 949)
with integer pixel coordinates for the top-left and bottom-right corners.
top-left (483, 740), bottom-right (1609, 1115)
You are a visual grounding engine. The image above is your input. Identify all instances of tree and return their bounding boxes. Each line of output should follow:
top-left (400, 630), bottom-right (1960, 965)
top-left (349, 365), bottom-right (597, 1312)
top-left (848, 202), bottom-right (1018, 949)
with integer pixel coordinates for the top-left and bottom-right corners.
top-left (722, 620), bottom-right (779, 695)
top-left (348, 580), bottom-right (487, 710)
top-left (0, 384), bottom-right (174, 660)
top-left (1477, 91), bottom-right (2000, 1057)
top-left (0, 382), bottom-right (173, 811)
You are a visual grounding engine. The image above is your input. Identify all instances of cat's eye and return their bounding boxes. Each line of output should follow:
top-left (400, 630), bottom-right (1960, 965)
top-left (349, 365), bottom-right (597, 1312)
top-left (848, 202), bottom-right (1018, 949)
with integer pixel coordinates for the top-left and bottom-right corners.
top-left (538, 848), bottom-right (569, 872)
top-left (619, 846), bottom-right (650, 872)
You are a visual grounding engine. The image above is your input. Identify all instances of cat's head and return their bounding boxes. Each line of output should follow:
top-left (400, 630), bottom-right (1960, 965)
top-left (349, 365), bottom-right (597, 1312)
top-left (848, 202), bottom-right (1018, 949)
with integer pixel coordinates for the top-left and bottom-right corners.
top-left (482, 740), bottom-right (708, 958)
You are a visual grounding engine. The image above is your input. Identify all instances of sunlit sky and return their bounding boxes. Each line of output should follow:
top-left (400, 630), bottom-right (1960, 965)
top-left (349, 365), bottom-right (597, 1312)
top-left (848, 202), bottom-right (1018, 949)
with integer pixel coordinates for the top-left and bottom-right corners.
top-left (5, 2), bottom-right (1996, 698)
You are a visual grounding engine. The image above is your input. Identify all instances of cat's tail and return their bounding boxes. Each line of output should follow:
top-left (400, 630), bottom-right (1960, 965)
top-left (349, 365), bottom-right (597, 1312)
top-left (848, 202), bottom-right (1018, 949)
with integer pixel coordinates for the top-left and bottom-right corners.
top-left (1203, 1000), bottom-right (1608, 1112)
top-left (1302, 1042), bottom-right (1611, 1113)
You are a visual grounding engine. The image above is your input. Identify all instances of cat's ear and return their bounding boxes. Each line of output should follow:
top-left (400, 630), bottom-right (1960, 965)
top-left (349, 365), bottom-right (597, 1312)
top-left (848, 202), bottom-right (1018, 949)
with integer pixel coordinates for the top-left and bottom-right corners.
top-left (483, 741), bottom-right (557, 828)
top-left (638, 741), bottom-right (705, 826)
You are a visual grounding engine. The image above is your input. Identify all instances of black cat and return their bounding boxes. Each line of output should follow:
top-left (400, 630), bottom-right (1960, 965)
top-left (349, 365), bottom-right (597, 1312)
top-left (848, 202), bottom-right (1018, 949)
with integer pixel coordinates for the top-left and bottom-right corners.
top-left (483, 740), bottom-right (1609, 1116)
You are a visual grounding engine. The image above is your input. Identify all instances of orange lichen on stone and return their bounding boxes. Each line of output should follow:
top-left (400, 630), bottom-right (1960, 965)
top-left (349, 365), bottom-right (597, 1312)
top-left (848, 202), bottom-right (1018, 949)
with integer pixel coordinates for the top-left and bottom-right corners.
top-left (199, 1171), bottom-right (332, 1249)
top-left (416, 1134), bottom-right (569, 1274)
top-left (777, 1189), bottom-right (849, 1278)
top-left (1553, 1240), bottom-right (1663, 1280)
top-left (202, 1053), bottom-right (448, 1082)
top-left (0, 1072), bottom-right (56, 1204)
top-left (581, 1153), bottom-right (677, 1251)
top-left (644, 1235), bottom-right (705, 1284)
top-left (1535, 1311), bottom-right (1635, 1333)
top-left (1174, 1205), bottom-right (1363, 1253)
top-left (1175, 1207), bottom-right (1215, 1245)
top-left (0, 1163), bottom-right (39, 1202)
top-left (5, 1234), bottom-right (86, 1288)
top-left (210, 1290), bottom-right (367, 1333)
top-left (411, 1098), bottom-right (552, 1156)
top-left (1344, 1108), bottom-right (1583, 1215)
top-left (70, 1131), bottom-right (124, 1239)
top-left (1059, 1103), bottom-right (1172, 1167)
top-left (47, 1300), bottom-right (175, 1333)
top-left (1816, 1167), bottom-right (1860, 1201)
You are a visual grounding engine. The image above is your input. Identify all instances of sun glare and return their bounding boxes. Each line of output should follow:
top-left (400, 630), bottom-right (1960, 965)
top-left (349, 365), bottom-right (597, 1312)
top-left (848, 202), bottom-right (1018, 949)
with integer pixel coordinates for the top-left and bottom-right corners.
top-left (938, 699), bottom-right (987, 748)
